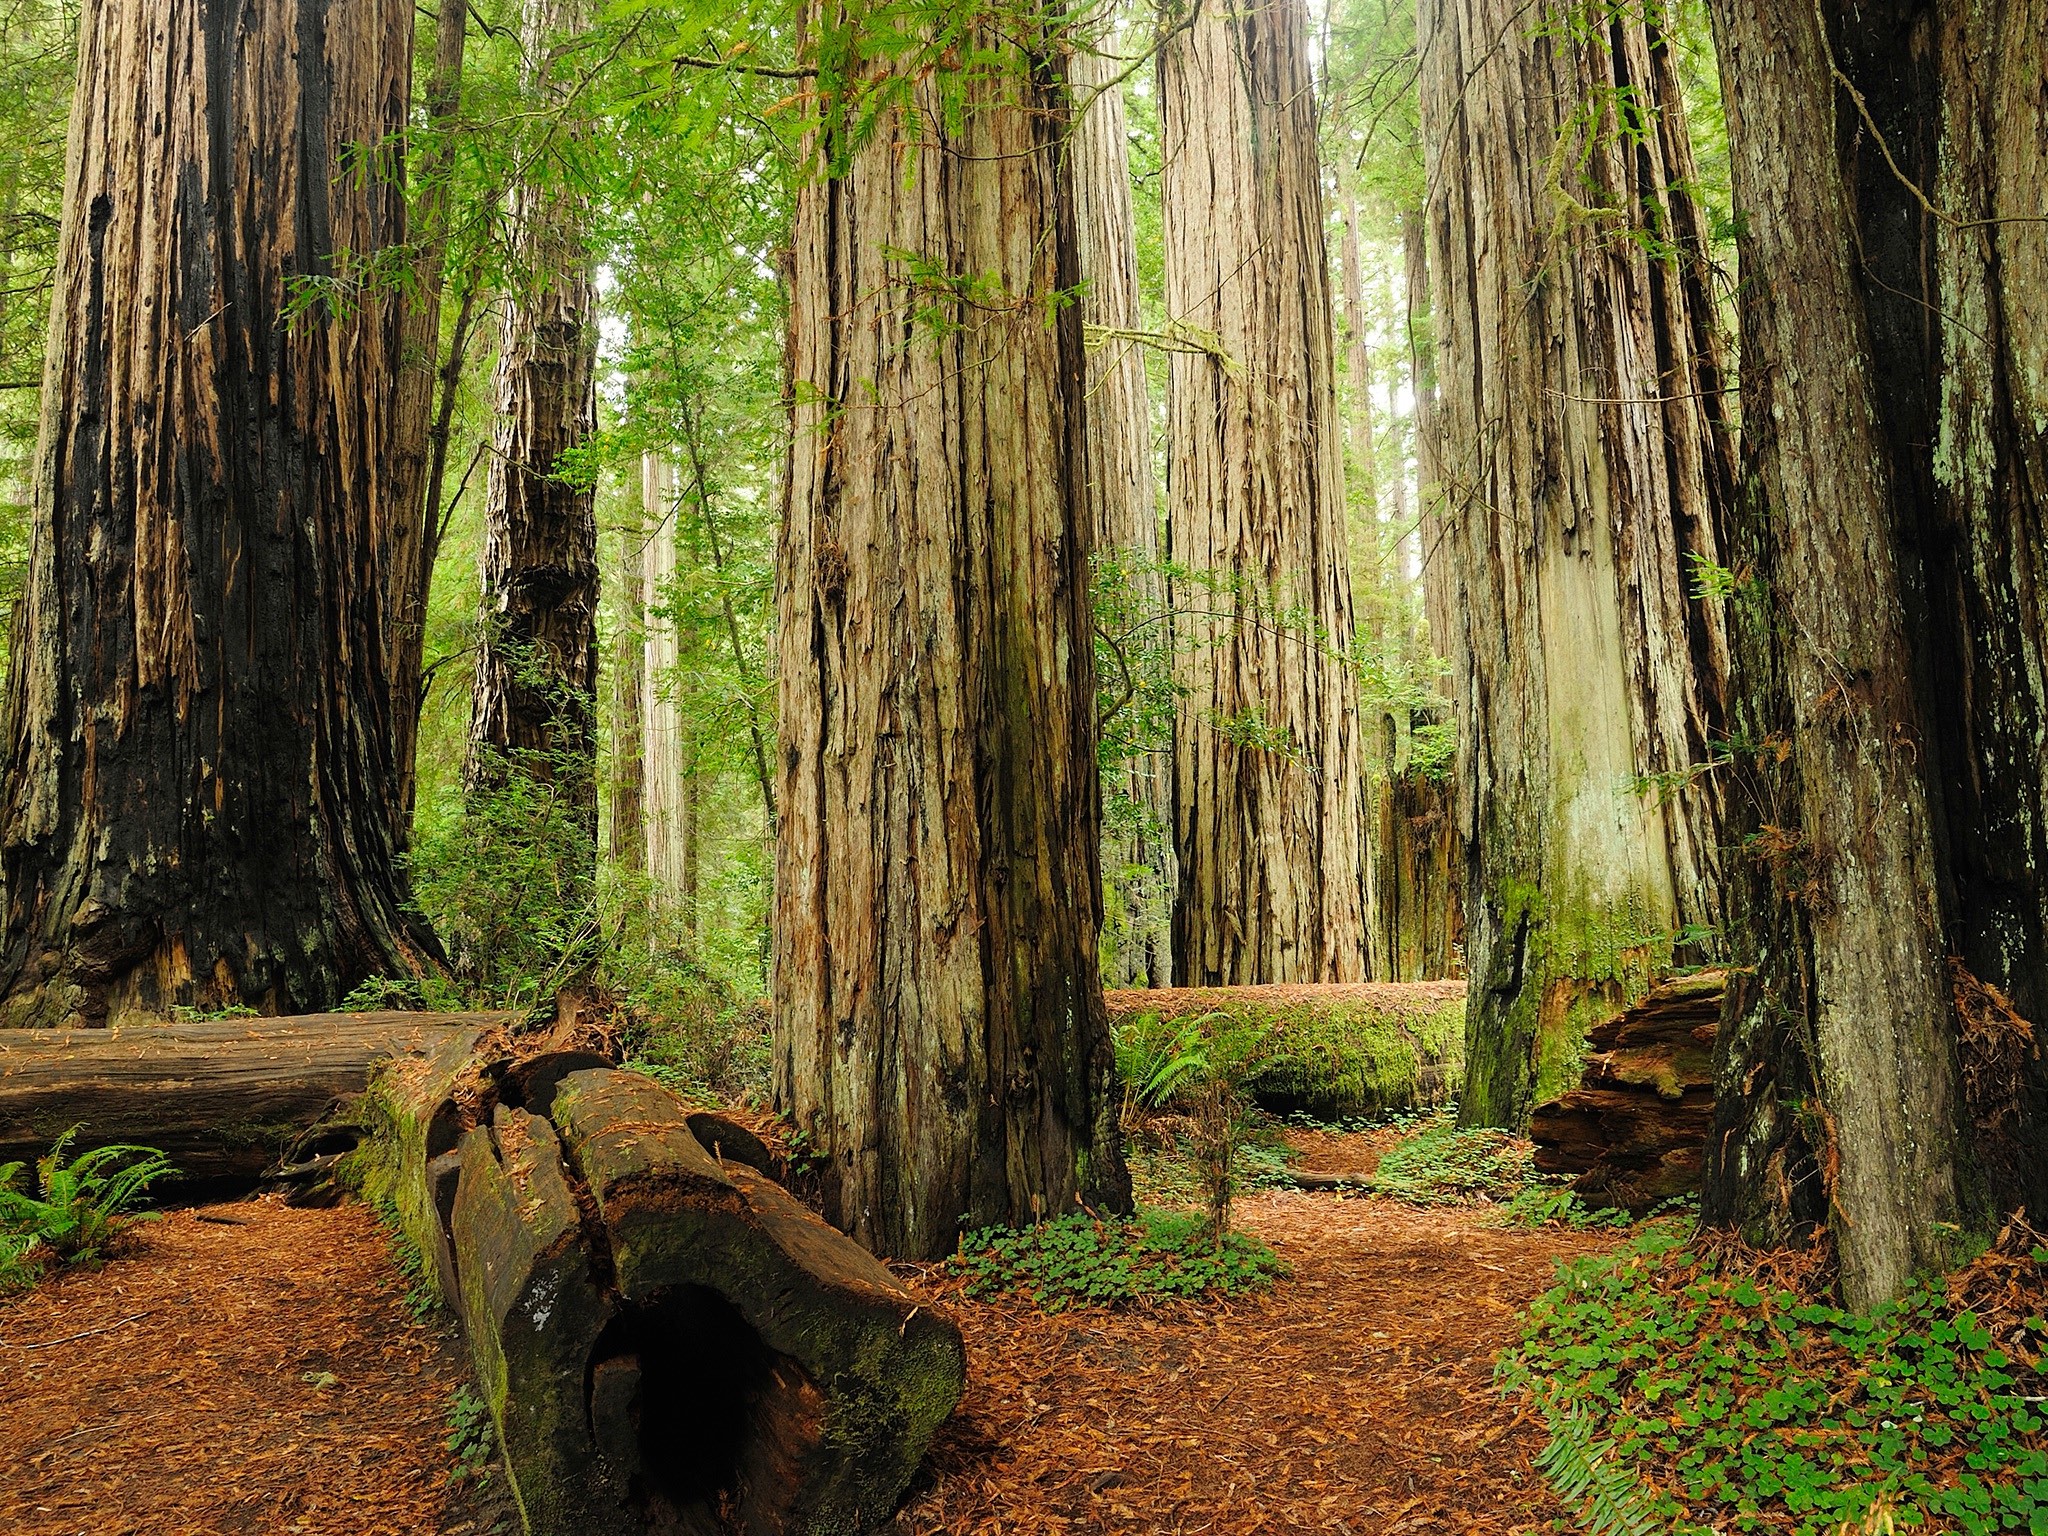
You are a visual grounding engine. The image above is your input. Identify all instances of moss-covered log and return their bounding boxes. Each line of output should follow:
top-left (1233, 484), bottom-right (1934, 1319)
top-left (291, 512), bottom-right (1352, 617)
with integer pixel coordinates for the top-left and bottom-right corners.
top-left (372, 1055), bottom-right (965, 1536)
top-left (1104, 982), bottom-right (1465, 1119)
top-left (0, 1013), bottom-right (493, 1185)
top-left (1529, 970), bottom-right (1722, 1210)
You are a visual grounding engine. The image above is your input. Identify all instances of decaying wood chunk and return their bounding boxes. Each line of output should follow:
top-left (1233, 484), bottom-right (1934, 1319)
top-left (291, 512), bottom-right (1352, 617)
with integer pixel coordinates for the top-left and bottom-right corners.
top-left (1530, 970), bottom-right (1724, 1211)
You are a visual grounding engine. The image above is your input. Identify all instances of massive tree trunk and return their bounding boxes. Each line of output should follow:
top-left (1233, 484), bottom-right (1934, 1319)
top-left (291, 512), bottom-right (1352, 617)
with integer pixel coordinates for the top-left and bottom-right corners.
top-left (0, 0), bottom-right (440, 1026)
top-left (1416, 0), bottom-right (1736, 1127)
top-left (1073, 27), bottom-right (1173, 989)
top-left (1406, 205), bottom-right (1454, 664)
top-left (464, 0), bottom-right (599, 846)
top-left (1158, 0), bottom-right (1372, 986)
top-left (776, 7), bottom-right (1131, 1259)
top-left (1701, 0), bottom-right (2044, 1304)
top-left (385, 0), bottom-right (468, 846)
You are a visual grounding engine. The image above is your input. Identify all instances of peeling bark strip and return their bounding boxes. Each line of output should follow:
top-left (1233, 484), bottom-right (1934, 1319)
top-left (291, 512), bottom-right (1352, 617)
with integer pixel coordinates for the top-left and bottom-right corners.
top-left (0, 0), bottom-right (439, 1025)
top-left (775, 9), bottom-right (1132, 1260)
top-left (1415, 0), bottom-right (1735, 1126)
top-left (465, 0), bottom-right (599, 836)
top-left (1159, 0), bottom-right (1371, 987)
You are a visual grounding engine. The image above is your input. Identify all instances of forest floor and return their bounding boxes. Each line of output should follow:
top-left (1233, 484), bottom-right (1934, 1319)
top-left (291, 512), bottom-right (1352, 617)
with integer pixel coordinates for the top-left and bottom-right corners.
top-left (0, 1129), bottom-right (1613, 1536)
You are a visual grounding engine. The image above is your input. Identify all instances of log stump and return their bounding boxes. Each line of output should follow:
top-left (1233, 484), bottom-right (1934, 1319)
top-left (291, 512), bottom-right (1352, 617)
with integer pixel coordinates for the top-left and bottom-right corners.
top-left (1529, 970), bottom-right (1724, 1211)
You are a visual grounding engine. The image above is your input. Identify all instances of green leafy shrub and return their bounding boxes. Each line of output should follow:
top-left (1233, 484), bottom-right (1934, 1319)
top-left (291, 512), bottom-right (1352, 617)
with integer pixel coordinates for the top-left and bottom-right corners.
top-left (1499, 1223), bottom-right (2048, 1535)
top-left (0, 1127), bottom-right (175, 1282)
top-left (1357, 1109), bottom-right (1629, 1229)
top-left (951, 1210), bottom-right (1286, 1312)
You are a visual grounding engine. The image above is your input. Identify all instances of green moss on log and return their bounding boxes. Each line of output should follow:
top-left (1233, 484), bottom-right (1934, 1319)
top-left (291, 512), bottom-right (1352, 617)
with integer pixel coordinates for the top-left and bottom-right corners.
top-left (1103, 983), bottom-right (1466, 1119)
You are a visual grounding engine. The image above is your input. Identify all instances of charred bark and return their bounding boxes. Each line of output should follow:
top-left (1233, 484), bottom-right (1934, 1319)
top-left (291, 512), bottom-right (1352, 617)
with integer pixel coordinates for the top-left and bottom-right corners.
top-left (1416, 0), bottom-right (1736, 1126)
top-left (0, 0), bottom-right (442, 1025)
top-left (1158, 0), bottom-right (1372, 986)
top-left (775, 9), bottom-right (1131, 1258)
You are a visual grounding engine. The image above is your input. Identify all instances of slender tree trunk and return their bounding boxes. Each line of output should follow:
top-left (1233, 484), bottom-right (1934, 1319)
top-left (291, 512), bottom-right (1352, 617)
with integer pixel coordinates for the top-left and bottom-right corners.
top-left (1339, 191), bottom-right (1380, 567)
top-left (1159, 0), bottom-right (1372, 986)
top-left (1417, 0), bottom-right (1737, 1126)
top-left (1405, 205), bottom-right (1453, 663)
top-left (776, 6), bottom-right (1131, 1258)
top-left (464, 0), bottom-right (598, 850)
top-left (385, 0), bottom-right (467, 846)
top-left (608, 513), bottom-right (645, 873)
top-left (1701, 0), bottom-right (2043, 1303)
top-left (1073, 26), bottom-right (1173, 989)
top-left (0, 0), bottom-right (441, 1026)
top-left (639, 451), bottom-right (691, 905)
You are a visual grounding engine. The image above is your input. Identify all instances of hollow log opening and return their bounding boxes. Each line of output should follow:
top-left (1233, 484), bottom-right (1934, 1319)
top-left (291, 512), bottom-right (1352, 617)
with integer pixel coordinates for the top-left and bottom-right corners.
top-left (589, 1286), bottom-right (824, 1534)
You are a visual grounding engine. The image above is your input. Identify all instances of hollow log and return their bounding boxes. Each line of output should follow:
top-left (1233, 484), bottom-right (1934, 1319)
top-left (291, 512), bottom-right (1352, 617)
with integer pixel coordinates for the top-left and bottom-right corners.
top-left (1529, 970), bottom-right (1724, 1210)
top-left (383, 1061), bottom-right (966, 1536)
top-left (0, 1013), bottom-right (499, 1184)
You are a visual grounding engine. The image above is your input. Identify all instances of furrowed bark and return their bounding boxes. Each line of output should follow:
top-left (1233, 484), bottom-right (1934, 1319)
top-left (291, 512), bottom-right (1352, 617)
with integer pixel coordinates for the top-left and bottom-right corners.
top-left (1158, 0), bottom-right (1372, 986)
top-left (775, 9), bottom-right (1132, 1259)
top-left (1700, 0), bottom-right (1972, 1308)
top-left (465, 0), bottom-right (599, 847)
top-left (1416, 0), bottom-right (1735, 1127)
top-left (0, 0), bottom-right (442, 1024)
top-left (1073, 24), bottom-right (1174, 989)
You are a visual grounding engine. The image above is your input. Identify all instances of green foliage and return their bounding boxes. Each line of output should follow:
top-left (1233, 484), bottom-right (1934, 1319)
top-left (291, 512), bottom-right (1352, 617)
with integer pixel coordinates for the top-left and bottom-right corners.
top-left (446, 1385), bottom-right (496, 1486)
top-left (1114, 1012), bottom-right (1213, 1117)
top-left (1501, 1227), bottom-right (2048, 1535)
top-left (0, 1127), bottom-right (175, 1278)
top-left (1363, 1109), bottom-right (1630, 1229)
top-left (951, 1210), bottom-right (1287, 1313)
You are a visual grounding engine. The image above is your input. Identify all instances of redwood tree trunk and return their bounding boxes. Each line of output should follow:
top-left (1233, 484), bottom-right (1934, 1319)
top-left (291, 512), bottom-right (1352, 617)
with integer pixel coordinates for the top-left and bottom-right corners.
top-left (1701, 0), bottom-right (2042, 1304)
top-left (775, 8), bottom-right (1131, 1259)
top-left (385, 0), bottom-right (468, 846)
top-left (1416, 0), bottom-right (1736, 1126)
top-left (1158, 0), bottom-right (1372, 986)
top-left (1073, 29), bottom-right (1173, 989)
top-left (0, 0), bottom-right (439, 1026)
top-left (464, 0), bottom-right (598, 846)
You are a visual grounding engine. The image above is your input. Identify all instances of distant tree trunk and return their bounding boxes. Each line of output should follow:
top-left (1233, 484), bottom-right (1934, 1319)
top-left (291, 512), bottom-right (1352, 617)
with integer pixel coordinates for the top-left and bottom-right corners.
top-left (1073, 28), bottom-right (1173, 989)
top-left (776, 6), bottom-right (1132, 1259)
top-left (1700, 0), bottom-right (2043, 1305)
top-left (639, 452), bottom-right (691, 908)
top-left (608, 515), bottom-right (645, 874)
top-left (385, 0), bottom-right (468, 847)
top-left (1159, 0), bottom-right (1372, 986)
top-left (1405, 205), bottom-right (1452, 662)
top-left (1338, 191), bottom-right (1380, 564)
top-left (464, 0), bottom-right (598, 851)
top-left (1417, 0), bottom-right (1736, 1127)
top-left (0, 0), bottom-right (441, 1026)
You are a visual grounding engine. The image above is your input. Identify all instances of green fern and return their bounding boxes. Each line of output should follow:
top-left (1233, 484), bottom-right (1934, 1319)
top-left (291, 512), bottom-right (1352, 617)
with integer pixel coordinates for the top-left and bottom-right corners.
top-left (1532, 1395), bottom-right (1697, 1536)
top-left (0, 1126), bottom-right (175, 1268)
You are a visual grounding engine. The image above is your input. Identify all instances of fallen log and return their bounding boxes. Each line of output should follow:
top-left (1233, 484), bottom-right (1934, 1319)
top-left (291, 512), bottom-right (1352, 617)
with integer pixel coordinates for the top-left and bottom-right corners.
top-left (373, 1058), bottom-right (966, 1536)
top-left (1103, 982), bottom-right (1466, 1119)
top-left (0, 1013), bottom-right (501, 1185)
top-left (1529, 970), bottom-right (1723, 1211)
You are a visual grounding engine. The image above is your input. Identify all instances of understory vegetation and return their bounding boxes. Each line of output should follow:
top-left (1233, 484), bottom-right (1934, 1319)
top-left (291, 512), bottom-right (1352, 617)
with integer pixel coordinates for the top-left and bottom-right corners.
top-left (0, 1128), bottom-right (173, 1293)
top-left (1503, 1222), bottom-right (2048, 1535)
